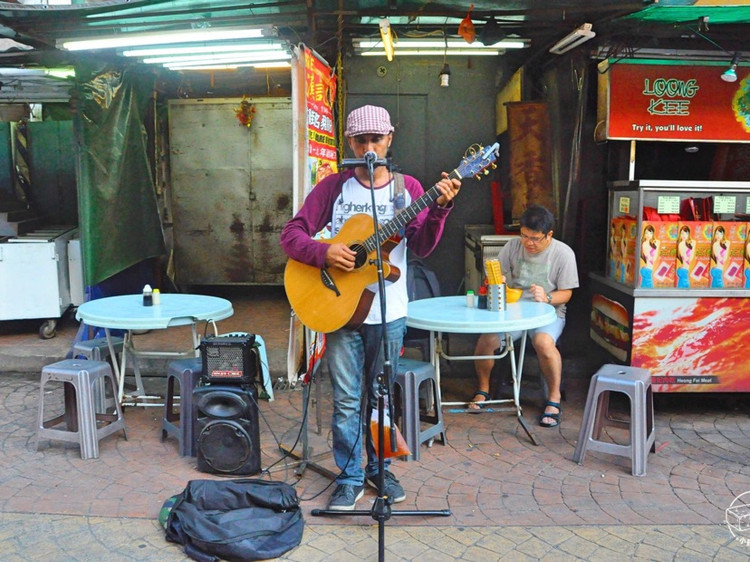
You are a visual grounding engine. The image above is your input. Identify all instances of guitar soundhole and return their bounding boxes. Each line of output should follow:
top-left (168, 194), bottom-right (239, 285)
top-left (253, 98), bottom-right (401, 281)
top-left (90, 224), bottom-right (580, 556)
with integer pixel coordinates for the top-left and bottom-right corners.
top-left (350, 243), bottom-right (368, 269)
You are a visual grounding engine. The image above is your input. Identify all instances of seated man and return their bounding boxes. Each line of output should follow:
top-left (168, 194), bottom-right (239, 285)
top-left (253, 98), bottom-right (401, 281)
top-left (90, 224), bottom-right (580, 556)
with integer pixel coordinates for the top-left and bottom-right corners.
top-left (470, 205), bottom-right (579, 427)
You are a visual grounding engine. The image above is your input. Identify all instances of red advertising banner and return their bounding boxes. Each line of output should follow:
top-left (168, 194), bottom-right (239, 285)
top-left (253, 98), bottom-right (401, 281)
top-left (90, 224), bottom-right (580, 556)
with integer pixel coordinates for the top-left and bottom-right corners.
top-left (600, 59), bottom-right (750, 142)
top-left (304, 45), bottom-right (337, 189)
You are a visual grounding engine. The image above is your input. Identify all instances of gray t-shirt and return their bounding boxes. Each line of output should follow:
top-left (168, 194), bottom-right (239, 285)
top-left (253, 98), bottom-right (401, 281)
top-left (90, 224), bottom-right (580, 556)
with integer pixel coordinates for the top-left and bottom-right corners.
top-left (499, 237), bottom-right (579, 318)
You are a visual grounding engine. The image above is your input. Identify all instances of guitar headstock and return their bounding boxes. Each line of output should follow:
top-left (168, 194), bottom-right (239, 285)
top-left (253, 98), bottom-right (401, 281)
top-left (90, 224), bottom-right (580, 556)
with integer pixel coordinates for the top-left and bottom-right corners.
top-left (455, 142), bottom-right (499, 180)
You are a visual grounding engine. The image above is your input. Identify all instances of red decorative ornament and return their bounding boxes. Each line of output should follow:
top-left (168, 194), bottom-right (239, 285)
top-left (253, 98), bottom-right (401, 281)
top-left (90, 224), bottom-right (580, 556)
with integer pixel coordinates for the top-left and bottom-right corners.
top-left (234, 97), bottom-right (256, 128)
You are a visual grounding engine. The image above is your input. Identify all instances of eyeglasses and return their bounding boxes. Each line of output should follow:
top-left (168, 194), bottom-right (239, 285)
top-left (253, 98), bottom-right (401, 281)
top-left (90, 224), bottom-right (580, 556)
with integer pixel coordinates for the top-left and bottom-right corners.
top-left (520, 232), bottom-right (548, 243)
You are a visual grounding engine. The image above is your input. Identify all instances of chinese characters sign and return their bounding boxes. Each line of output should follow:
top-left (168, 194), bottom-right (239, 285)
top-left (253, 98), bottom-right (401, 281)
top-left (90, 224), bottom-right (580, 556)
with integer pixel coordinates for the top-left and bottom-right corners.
top-left (599, 59), bottom-right (750, 142)
top-left (303, 45), bottom-right (337, 190)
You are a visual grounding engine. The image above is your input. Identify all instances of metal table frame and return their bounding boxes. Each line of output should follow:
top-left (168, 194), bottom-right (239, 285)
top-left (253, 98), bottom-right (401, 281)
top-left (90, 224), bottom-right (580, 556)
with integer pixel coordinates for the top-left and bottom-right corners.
top-left (76, 293), bottom-right (234, 406)
top-left (406, 296), bottom-right (556, 444)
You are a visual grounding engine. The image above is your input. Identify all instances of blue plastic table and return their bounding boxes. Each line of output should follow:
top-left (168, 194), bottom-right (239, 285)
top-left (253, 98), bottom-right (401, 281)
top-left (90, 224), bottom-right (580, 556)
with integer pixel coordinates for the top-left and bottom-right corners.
top-left (77, 294), bottom-right (233, 406)
top-left (407, 296), bottom-right (556, 444)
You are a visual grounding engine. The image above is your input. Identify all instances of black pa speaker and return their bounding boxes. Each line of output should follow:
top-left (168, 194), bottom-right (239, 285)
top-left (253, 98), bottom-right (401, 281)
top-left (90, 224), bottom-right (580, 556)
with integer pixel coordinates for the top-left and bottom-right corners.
top-left (193, 385), bottom-right (261, 475)
top-left (199, 334), bottom-right (259, 386)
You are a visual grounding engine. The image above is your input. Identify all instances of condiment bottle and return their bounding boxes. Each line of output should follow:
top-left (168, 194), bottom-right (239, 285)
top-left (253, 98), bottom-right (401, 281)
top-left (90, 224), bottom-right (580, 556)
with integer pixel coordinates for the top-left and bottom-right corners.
top-left (143, 284), bottom-right (153, 306)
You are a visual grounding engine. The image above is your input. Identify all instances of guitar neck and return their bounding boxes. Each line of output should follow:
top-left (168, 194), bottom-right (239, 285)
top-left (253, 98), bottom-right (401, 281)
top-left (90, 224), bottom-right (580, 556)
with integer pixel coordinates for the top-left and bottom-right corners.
top-left (364, 169), bottom-right (461, 252)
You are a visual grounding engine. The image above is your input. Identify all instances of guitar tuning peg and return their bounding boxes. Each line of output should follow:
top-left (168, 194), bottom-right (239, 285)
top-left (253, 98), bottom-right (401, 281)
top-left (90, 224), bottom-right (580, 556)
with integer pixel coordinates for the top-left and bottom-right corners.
top-left (473, 174), bottom-right (481, 180)
top-left (491, 163), bottom-right (497, 169)
top-left (483, 169), bottom-right (489, 175)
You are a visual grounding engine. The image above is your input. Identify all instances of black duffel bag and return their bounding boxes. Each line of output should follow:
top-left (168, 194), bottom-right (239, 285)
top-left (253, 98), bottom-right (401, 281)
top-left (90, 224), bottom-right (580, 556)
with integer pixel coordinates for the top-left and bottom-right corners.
top-left (164, 478), bottom-right (304, 561)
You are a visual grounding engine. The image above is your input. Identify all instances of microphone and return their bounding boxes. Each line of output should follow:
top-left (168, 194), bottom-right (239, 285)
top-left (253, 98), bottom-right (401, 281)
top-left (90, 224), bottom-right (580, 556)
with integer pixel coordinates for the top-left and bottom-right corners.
top-left (339, 151), bottom-right (389, 168)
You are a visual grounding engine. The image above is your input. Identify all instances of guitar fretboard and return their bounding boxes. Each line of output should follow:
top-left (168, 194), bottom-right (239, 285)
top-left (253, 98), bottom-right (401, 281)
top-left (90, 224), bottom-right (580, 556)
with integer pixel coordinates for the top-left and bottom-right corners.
top-left (363, 169), bottom-right (462, 253)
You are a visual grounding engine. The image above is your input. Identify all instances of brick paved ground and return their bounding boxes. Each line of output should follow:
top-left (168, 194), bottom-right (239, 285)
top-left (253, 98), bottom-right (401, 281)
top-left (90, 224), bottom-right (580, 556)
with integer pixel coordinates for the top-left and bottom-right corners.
top-left (1, 289), bottom-right (749, 560)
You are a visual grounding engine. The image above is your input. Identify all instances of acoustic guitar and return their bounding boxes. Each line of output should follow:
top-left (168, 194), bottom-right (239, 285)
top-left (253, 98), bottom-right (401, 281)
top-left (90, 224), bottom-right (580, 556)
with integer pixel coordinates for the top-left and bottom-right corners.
top-left (284, 142), bottom-right (499, 333)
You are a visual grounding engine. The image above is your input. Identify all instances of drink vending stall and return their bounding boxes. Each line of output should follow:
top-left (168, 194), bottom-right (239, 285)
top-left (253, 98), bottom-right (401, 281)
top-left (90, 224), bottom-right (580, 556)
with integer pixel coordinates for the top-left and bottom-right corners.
top-left (590, 59), bottom-right (750, 392)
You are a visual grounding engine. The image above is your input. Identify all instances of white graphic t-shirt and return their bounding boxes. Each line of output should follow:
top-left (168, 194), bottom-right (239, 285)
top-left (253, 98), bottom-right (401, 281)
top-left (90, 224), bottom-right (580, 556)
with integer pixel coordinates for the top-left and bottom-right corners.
top-left (331, 175), bottom-right (411, 325)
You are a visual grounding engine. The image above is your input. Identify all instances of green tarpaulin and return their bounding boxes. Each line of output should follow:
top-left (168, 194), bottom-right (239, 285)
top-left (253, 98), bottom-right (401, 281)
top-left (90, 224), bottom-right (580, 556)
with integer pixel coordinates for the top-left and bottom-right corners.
top-left (75, 62), bottom-right (165, 287)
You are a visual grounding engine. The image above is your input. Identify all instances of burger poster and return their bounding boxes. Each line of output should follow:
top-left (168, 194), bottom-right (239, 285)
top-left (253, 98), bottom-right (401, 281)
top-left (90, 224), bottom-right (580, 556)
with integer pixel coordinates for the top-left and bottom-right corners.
top-left (631, 297), bottom-right (750, 392)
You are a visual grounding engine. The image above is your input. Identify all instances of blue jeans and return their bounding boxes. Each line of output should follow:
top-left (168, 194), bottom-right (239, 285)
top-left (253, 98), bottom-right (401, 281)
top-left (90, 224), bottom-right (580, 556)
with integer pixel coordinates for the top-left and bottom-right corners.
top-left (325, 317), bottom-right (406, 485)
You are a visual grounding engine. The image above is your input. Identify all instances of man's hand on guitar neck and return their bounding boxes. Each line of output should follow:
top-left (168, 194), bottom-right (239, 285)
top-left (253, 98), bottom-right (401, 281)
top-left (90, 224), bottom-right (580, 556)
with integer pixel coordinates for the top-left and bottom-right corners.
top-left (435, 172), bottom-right (462, 207)
top-left (325, 243), bottom-right (357, 271)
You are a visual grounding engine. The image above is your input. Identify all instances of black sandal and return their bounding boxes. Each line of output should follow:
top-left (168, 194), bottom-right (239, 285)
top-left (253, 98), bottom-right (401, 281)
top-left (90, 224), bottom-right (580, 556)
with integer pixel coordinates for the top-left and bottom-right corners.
top-left (539, 401), bottom-right (561, 427)
top-left (468, 390), bottom-right (490, 411)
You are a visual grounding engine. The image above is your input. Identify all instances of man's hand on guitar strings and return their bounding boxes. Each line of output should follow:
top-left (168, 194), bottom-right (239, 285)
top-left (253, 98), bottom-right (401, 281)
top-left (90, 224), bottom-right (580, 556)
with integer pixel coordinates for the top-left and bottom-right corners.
top-left (435, 172), bottom-right (461, 207)
top-left (325, 242), bottom-right (357, 271)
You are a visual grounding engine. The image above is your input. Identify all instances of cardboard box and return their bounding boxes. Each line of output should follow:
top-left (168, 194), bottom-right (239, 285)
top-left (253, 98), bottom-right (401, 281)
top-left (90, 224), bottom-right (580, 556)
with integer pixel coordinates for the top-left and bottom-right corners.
top-left (679, 221), bottom-right (713, 288)
top-left (638, 221), bottom-right (678, 288)
top-left (710, 221), bottom-right (747, 288)
top-left (614, 217), bottom-right (637, 287)
top-left (607, 219), bottom-right (619, 279)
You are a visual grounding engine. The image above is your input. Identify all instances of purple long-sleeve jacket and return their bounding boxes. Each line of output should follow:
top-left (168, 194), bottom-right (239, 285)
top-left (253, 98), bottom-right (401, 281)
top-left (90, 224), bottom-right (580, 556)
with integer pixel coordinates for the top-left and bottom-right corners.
top-left (280, 169), bottom-right (453, 267)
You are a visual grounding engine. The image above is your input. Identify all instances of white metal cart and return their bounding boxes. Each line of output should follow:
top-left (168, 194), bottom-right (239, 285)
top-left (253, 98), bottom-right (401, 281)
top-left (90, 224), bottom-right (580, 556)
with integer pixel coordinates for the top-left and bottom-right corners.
top-left (0, 226), bottom-right (78, 338)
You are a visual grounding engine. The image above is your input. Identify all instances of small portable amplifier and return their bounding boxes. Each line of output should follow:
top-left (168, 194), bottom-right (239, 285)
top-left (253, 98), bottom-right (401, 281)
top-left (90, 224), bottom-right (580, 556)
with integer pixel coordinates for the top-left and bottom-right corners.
top-left (200, 334), bottom-right (258, 385)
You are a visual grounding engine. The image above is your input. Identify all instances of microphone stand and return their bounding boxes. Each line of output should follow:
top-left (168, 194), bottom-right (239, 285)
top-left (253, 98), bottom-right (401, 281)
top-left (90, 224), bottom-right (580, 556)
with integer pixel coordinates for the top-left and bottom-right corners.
top-left (311, 156), bottom-right (450, 561)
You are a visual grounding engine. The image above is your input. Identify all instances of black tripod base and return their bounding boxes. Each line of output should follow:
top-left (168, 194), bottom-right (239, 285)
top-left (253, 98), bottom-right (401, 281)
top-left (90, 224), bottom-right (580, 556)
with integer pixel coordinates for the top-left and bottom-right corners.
top-left (311, 508), bottom-right (451, 518)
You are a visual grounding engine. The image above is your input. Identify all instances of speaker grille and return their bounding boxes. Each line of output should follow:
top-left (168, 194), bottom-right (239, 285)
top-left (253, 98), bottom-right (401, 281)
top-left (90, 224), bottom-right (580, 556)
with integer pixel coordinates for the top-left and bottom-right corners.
top-left (194, 385), bottom-right (261, 476)
top-left (200, 335), bottom-right (258, 385)
top-left (197, 420), bottom-right (252, 473)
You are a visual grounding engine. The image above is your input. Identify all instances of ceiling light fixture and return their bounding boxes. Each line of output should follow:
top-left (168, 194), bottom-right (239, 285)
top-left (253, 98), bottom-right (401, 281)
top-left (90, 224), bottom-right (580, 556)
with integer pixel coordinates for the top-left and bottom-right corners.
top-left (165, 61), bottom-right (291, 71)
top-left (379, 18), bottom-right (394, 61)
top-left (59, 27), bottom-right (269, 51)
top-left (439, 32), bottom-right (450, 87)
top-left (721, 52), bottom-right (740, 82)
top-left (143, 51), bottom-right (291, 66)
top-left (121, 42), bottom-right (284, 58)
top-left (439, 63), bottom-right (451, 87)
top-left (549, 23), bottom-right (595, 55)
top-left (354, 37), bottom-right (528, 57)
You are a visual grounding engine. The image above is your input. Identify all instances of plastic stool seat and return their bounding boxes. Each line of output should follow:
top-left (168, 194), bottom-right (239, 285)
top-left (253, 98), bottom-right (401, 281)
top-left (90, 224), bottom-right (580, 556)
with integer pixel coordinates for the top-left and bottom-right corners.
top-left (72, 337), bottom-right (125, 413)
top-left (162, 358), bottom-right (203, 457)
top-left (36, 359), bottom-right (127, 459)
top-left (72, 336), bottom-right (124, 361)
top-left (573, 364), bottom-right (656, 477)
top-left (393, 358), bottom-right (446, 461)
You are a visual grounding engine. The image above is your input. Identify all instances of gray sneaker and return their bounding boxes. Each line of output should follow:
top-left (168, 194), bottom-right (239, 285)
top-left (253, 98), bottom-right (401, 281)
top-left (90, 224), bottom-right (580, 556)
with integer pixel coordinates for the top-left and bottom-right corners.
top-left (328, 483), bottom-right (365, 511)
top-left (366, 470), bottom-right (406, 503)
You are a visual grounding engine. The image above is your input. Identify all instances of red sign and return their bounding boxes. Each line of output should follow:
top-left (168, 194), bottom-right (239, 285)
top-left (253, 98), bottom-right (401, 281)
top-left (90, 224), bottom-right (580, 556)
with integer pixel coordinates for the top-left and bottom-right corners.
top-left (602, 60), bottom-right (750, 142)
top-left (304, 46), bottom-right (337, 187)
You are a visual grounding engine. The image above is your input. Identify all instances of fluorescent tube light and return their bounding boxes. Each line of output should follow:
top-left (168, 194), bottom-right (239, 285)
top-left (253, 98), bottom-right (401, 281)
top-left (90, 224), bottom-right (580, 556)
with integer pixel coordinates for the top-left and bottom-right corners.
top-left (122, 43), bottom-right (283, 58)
top-left (165, 61), bottom-right (291, 70)
top-left (360, 49), bottom-right (501, 57)
top-left (549, 23), bottom-right (595, 55)
top-left (356, 38), bottom-right (527, 50)
top-left (60, 28), bottom-right (267, 51)
top-left (353, 37), bottom-right (528, 57)
top-left (144, 52), bottom-right (291, 65)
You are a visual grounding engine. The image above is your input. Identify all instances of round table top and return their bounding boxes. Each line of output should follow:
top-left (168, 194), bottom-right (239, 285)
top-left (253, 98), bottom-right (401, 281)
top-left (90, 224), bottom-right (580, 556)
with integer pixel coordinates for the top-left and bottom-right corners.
top-left (406, 295), bottom-right (556, 334)
top-left (76, 293), bottom-right (234, 330)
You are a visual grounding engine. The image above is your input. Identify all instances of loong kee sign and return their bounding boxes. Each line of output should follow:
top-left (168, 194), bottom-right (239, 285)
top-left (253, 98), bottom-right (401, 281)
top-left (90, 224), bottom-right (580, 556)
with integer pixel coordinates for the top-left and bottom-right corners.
top-left (598, 59), bottom-right (750, 142)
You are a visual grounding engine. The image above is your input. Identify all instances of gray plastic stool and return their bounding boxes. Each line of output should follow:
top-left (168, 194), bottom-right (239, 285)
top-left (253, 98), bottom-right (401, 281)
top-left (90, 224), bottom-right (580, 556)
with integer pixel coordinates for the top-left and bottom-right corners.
top-left (162, 358), bottom-right (203, 457)
top-left (36, 359), bottom-right (127, 459)
top-left (72, 336), bottom-right (125, 413)
top-left (393, 358), bottom-right (446, 461)
top-left (573, 364), bottom-right (656, 477)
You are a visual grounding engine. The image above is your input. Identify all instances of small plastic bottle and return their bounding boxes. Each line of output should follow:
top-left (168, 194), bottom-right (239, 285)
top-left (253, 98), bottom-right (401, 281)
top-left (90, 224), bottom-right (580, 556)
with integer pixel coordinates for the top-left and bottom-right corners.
top-left (477, 284), bottom-right (488, 309)
top-left (143, 284), bottom-right (153, 306)
top-left (466, 290), bottom-right (475, 308)
top-left (152, 288), bottom-right (161, 305)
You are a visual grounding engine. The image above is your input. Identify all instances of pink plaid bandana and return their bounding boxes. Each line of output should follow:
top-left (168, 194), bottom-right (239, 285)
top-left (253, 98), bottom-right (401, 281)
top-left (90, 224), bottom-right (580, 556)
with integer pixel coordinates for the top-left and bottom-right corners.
top-left (344, 105), bottom-right (394, 137)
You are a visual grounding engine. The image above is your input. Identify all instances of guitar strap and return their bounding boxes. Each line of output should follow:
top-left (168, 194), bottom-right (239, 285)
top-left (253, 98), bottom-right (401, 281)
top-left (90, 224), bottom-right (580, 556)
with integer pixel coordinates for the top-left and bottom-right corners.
top-left (392, 172), bottom-right (406, 237)
top-left (392, 172), bottom-right (406, 216)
